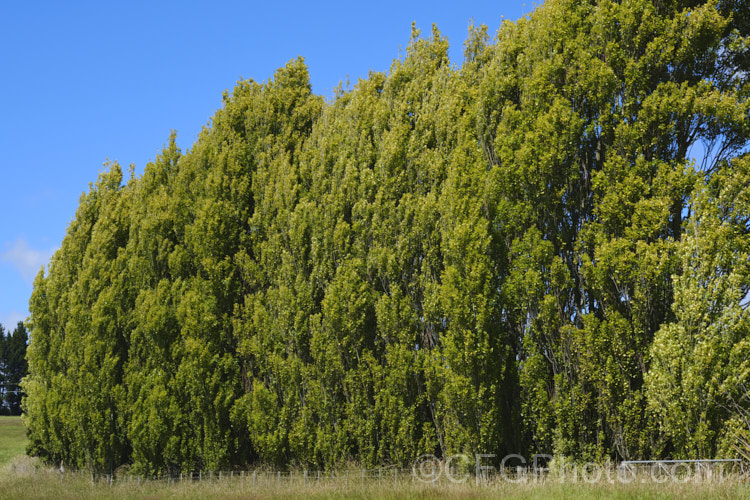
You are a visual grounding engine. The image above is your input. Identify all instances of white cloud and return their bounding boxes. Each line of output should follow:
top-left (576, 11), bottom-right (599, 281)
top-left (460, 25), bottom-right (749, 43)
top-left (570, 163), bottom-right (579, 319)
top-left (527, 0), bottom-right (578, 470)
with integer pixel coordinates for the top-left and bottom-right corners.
top-left (1, 238), bottom-right (56, 283)
top-left (1, 311), bottom-right (26, 330)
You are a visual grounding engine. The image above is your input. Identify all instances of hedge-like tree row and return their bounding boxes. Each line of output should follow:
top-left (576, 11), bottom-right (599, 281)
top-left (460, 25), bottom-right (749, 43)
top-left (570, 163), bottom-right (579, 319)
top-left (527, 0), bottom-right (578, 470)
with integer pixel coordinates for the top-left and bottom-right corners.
top-left (24, 0), bottom-right (750, 475)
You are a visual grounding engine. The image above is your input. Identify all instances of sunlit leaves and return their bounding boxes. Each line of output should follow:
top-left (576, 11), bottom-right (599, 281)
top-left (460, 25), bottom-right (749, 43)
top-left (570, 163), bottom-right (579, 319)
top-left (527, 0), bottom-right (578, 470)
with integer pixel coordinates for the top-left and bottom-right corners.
top-left (23, 0), bottom-right (750, 473)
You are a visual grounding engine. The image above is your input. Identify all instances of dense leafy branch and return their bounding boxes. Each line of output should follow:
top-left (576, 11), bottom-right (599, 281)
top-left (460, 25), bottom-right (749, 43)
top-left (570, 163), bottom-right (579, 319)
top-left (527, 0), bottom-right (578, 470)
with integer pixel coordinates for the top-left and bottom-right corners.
top-left (23, 0), bottom-right (750, 473)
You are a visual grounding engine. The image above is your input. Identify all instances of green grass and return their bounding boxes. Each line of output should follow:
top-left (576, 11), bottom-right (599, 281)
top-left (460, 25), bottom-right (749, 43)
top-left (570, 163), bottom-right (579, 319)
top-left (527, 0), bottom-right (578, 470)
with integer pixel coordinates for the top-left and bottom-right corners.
top-left (0, 416), bottom-right (26, 467)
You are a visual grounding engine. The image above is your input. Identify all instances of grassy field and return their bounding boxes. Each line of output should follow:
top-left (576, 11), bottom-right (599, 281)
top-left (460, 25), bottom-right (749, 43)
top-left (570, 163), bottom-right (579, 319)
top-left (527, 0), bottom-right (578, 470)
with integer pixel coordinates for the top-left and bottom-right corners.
top-left (1, 457), bottom-right (749, 500)
top-left (1, 461), bottom-right (749, 500)
top-left (0, 416), bottom-right (26, 467)
top-left (1, 418), bottom-right (749, 499)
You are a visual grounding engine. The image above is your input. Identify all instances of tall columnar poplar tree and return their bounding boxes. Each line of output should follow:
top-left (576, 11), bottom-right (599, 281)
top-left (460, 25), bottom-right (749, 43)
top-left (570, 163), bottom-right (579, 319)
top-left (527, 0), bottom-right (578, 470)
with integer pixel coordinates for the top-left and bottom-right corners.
top-left (647, 157), bottom-right (750, 458)
top-left (23, 0), bottom-right (750, 474)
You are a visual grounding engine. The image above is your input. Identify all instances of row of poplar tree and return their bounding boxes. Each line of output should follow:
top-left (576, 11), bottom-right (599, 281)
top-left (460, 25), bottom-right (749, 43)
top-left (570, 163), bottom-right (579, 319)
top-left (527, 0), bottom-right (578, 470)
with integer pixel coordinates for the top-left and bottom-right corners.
top-left (23, 0), bottom-right (750, 476)
top-left (0, 322), bottom-right (28, 415)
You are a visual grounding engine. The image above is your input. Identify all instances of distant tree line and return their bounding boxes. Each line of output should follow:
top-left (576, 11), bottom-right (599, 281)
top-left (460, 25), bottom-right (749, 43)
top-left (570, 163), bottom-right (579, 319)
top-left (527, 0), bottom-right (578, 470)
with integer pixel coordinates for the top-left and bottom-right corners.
top-left (0, 322), bottom-right (28, 415)
top-left (22, 0), bottom-right (750, 475)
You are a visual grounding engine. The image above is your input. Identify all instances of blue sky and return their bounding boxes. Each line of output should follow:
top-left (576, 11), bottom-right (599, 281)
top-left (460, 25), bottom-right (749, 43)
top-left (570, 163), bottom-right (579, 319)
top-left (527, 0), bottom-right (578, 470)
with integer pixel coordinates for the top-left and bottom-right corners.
top-left (0, 1), bottom-right (528, 329)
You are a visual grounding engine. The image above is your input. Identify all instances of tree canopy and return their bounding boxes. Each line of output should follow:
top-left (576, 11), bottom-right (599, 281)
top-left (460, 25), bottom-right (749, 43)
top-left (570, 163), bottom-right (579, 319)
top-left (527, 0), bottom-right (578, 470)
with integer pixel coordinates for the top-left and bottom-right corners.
top-left (24, 0), bottom-right (750, 474)
top-left (0, 321), bottom-right (29, 415)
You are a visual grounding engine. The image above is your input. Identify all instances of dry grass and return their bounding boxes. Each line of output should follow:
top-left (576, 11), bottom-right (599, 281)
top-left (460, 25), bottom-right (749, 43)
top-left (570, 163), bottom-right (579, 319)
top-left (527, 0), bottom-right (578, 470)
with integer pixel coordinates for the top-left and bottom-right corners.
top-left (1, 456), bottom-right (749, 500)
top-left (2, 419), bottom-right (749, 499)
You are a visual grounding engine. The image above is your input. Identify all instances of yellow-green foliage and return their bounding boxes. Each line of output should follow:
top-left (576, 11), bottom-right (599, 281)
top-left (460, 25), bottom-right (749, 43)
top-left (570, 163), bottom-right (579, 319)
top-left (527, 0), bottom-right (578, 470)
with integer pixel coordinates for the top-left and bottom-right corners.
top-left (23, 0), bottom-right (750, 474)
